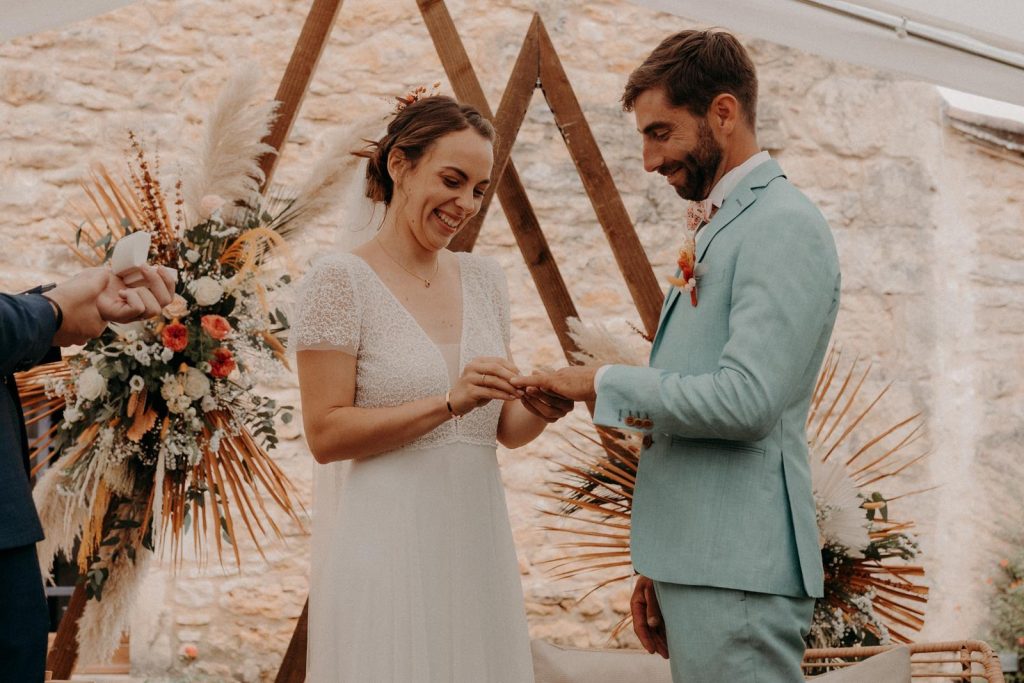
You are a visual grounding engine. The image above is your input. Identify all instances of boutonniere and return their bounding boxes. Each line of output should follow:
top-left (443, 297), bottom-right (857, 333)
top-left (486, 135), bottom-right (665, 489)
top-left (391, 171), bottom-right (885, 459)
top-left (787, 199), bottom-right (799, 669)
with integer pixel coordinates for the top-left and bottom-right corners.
top-left (666, 202), bottom-right (705, 307)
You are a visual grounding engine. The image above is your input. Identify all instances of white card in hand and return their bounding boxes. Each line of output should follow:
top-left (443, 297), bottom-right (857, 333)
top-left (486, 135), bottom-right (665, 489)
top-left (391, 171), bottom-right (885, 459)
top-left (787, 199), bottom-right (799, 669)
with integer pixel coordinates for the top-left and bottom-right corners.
top-left (111, 231), bottom-right (151, 285)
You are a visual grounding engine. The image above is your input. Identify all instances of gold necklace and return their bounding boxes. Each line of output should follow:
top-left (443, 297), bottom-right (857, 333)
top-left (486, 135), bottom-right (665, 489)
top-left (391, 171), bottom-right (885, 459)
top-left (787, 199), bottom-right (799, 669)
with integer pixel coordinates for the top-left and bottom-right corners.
top-left (375, 238), bottom-right (439, 288)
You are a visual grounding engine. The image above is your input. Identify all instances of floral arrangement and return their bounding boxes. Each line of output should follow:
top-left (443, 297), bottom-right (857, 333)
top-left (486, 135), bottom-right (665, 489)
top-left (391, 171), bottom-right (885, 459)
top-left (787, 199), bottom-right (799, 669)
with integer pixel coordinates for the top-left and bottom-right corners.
top-left (15, 65), bottom-right (361, 661)
top-left (537, 318), bottom-right (930, 647)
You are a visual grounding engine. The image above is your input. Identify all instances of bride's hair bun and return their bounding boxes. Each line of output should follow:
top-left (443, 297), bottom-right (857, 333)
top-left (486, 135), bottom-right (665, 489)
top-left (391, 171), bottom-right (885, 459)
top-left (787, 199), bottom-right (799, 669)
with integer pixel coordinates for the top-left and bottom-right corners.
top-left (352, 94), bottom-right (495, 205)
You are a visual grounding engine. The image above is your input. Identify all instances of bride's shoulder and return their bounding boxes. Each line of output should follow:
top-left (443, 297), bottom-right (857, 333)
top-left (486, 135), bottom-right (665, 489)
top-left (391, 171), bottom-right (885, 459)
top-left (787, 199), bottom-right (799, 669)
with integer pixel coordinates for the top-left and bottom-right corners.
top-left (299, 253), bottom-right (366, 295)
top-left (458, 251), bottom-right (504, 283)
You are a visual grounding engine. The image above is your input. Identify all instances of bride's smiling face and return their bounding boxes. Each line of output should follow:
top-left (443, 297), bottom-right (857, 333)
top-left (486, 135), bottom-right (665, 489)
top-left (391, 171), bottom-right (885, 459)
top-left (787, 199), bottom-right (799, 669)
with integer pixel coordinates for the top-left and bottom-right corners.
top-left (389, 128), bottom-right (494, 251)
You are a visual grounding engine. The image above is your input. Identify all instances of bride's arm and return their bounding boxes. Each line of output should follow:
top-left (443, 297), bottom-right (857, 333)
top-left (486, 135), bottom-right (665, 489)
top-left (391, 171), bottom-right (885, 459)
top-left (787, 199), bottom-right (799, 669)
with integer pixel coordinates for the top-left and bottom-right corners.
top-left (299, 350), bottom-right (523, 463)
top-left (298, 349), bottom-right (450, 463)
top-left (496, 350), bottom-right (573, 449)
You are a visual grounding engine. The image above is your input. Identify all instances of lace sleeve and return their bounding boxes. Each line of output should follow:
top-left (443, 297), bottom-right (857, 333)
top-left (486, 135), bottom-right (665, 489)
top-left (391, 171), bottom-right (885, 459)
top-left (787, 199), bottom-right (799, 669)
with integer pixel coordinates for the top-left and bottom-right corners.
top-left (291, 255), bottom-right (361, 355)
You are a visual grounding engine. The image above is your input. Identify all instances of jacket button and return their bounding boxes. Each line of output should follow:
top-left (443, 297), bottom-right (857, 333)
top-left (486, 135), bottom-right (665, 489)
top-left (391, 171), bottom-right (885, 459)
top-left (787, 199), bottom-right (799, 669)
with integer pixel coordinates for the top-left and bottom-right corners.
top-left (624, 416), bottom-right (637, 426)
top-left (642, 434), bottom-right (653, 449)
top-left (641, 419), bottom-right (654, 429)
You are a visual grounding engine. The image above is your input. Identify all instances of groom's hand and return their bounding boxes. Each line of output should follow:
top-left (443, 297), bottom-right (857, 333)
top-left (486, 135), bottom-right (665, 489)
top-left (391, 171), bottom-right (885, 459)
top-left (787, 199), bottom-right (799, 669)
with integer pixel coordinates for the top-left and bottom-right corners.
top-left (631, 575), bottom-right (669, 659)
top-left (509, 366), bottom-right (597, 402)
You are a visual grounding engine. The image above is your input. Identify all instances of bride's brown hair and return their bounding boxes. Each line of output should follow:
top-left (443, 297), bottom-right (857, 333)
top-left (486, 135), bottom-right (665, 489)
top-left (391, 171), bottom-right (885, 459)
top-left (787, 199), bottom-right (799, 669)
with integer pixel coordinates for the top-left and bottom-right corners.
top-left (354, 95), bottom-right (495, 205)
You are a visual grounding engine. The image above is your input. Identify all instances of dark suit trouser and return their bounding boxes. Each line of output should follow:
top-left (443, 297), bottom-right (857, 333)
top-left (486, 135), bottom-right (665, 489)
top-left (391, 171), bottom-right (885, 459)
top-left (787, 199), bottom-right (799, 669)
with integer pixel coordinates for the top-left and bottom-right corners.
top-left (0, 544), bottom-right (48, 683)
top-left (654, 581), bottom-right (814, 683)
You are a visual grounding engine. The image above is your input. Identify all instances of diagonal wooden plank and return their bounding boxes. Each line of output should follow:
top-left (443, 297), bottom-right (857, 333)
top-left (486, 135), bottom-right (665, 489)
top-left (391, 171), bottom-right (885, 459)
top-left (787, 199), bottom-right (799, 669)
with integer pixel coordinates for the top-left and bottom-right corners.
top-left (535, 17), bottom-right (663, 338)
top-left (449, 14), bottom-right (541, 252)
top-left (489, 16), bottom-right (541, 203)
top-left (496, 163), bottom-right (581, 361)
top-left (417, 0), bottom-right (499, 250)
top-left (272, 601), bottom-right (308, 683)
top-left (258, 0), bottom-right (345, 192)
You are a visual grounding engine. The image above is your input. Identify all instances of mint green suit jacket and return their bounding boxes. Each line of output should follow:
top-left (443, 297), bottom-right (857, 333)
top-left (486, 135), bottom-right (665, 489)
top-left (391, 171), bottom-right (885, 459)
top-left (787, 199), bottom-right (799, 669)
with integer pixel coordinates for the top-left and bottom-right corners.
top-left (594, 160), bottom-right (839, 598)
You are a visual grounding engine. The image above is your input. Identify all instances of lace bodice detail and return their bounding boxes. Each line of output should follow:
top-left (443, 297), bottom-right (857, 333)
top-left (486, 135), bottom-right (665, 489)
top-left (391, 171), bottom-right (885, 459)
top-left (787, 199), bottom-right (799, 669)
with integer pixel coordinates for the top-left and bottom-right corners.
top-left (292, 251), bottom-right (510, 450)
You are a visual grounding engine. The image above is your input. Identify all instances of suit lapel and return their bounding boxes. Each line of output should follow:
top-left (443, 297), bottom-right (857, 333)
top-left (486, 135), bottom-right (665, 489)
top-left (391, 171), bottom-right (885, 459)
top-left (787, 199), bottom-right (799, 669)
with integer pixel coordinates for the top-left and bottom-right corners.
top-left (697, 160), bottom-right (786, 262)
top-left (650, 160), bottom-right (787, 361)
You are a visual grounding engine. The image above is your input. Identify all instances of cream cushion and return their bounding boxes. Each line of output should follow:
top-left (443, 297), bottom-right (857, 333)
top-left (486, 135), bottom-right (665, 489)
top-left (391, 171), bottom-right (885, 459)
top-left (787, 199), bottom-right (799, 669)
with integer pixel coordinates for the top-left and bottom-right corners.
top-left (531, 639), bottom-right (673, 683)
top-left (808, 646), bottom-right (912, 682)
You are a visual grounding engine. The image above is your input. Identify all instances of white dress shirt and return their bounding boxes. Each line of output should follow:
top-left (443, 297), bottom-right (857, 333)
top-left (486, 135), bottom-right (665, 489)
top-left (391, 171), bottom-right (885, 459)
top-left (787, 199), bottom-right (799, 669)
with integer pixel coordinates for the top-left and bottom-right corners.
top-left (593, 151), bottom-right (773, 395)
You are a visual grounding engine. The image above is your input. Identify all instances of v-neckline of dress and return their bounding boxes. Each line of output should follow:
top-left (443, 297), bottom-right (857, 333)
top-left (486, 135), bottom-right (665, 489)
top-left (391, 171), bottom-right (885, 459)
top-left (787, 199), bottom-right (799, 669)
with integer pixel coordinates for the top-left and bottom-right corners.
top-left (351, 251), bottom-right (467, 382)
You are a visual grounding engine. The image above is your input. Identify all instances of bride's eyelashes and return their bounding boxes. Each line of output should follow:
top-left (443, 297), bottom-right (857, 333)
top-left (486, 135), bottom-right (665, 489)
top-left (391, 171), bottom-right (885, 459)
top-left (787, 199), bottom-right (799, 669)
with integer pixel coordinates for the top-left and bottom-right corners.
top-left (440, 173), bottom-right (487, 199)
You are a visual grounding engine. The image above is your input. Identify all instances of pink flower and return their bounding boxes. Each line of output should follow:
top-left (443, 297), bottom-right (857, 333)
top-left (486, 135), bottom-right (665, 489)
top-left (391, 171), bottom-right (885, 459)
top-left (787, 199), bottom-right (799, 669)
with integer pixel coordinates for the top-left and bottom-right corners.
top-left (201, 314), bottom-right (231, 341)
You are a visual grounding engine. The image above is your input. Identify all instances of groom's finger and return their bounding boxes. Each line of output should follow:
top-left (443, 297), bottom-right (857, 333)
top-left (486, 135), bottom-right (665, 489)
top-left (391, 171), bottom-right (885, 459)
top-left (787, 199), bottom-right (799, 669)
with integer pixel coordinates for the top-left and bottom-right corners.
top-left (509, 372), bottom-right (550, 388)
top-left (643, 582), bottom-right (670, 659)
top-left (630, 583), bottom-right (656, 654)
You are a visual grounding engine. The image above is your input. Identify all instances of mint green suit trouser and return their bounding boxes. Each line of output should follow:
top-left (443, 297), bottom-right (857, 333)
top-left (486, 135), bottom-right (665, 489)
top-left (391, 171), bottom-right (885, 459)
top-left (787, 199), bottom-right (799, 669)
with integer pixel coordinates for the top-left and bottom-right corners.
top-left (653, 581), bottom-right (814, 682)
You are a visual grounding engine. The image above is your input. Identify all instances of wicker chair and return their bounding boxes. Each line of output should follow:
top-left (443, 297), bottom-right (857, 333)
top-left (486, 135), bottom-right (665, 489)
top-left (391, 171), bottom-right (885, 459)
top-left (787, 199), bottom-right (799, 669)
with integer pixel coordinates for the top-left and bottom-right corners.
top-left (803, 641), bottom-right (1006, 682)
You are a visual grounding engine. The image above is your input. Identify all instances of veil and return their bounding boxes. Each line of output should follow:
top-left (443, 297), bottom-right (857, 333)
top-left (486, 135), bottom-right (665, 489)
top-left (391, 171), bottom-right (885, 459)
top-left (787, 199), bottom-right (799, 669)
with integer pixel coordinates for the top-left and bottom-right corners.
top-left (306, 129), bottom-right (384, 674)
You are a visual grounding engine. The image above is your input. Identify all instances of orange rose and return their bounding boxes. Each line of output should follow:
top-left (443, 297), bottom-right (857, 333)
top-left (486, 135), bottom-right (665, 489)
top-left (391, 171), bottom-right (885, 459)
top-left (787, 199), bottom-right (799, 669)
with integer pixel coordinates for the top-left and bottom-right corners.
top-left (201, 314), bottom-right (231, 341)
top-left (209, 347), bottom-right (236, 379)
top-left (161, 321), bottom-right (189, 352)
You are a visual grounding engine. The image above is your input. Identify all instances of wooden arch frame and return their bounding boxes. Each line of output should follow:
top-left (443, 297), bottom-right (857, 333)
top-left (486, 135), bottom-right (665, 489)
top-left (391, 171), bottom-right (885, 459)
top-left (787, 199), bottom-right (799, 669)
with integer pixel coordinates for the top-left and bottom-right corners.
top-left (45, 1), bottom-right (664, 679)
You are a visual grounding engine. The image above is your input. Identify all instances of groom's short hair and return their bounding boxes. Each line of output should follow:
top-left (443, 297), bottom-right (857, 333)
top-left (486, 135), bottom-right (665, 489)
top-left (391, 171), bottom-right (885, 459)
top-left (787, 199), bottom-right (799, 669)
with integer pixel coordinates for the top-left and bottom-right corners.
top-left (622, 29), bottom-right (758, 129)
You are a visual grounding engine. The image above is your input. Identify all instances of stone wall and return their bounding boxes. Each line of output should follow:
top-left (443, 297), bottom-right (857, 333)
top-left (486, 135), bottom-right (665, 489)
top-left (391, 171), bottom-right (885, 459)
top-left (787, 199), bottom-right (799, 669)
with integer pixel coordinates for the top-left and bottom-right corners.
top-left (2, 0), bottom-right (1023, 679)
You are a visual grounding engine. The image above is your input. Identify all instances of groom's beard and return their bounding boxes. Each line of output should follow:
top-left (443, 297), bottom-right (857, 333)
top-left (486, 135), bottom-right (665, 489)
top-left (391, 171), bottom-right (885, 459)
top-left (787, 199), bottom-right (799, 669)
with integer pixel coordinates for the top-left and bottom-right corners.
top-left (663, 120), bottom-right (723, 202)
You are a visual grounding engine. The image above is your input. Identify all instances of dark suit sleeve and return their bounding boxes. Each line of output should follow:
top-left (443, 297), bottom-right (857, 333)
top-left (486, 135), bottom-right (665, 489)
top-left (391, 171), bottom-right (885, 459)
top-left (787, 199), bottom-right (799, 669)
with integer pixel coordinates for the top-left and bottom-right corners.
top-left (0, 293), bottom-right (59, 376)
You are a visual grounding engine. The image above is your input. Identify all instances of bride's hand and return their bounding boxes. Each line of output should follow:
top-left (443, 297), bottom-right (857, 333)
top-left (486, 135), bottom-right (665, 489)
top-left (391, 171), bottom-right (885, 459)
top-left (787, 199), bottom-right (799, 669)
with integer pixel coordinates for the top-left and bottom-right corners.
top-left (448, 356), bottom-right (522, 416)
top-left (519, 386), bottom-right (574, 423)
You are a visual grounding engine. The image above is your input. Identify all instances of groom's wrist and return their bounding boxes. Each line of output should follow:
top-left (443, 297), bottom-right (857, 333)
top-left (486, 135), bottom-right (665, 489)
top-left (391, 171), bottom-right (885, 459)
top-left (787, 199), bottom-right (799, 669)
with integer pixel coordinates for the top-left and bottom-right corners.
top-left (594, 365), bottom-right (611, 395)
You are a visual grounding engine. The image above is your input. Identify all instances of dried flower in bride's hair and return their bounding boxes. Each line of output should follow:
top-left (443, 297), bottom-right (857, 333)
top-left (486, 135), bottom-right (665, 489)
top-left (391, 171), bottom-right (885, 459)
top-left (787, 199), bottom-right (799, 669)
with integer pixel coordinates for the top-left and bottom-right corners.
top-left (392, 81), bottom-right (442, 115)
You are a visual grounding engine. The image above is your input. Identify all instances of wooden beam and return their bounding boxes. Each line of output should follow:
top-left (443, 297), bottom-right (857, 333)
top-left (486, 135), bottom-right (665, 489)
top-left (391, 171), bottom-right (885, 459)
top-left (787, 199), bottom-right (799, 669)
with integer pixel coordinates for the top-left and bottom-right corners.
top-left (272, 601), bottom-right (308, 683)
top-left (496, 163), bottom-right (581, 361)
top-left (258, 0), bottom-right (345, 192)
top-left (536, 17), bottom-right (664, 339)
top-left (45, 581), bottom-right (88, 678)
top-left (449, 15), bottom-right (541, 252)
top-left (489, 16), bottom-right (541, 201)
top-left (418, 0), bottom-right (497, 251)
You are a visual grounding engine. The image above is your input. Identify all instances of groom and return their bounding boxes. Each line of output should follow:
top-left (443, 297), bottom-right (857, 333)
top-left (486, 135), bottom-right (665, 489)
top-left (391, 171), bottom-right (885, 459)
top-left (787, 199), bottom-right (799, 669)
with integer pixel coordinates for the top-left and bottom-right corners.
top-left (513, 29), bottom-right (840, 681)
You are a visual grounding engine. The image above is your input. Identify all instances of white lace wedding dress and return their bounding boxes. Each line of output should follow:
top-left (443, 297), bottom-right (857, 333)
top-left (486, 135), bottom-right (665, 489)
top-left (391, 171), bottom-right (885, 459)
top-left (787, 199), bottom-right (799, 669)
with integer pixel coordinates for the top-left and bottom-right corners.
top-left (293, 250), bottom-right (535, 683)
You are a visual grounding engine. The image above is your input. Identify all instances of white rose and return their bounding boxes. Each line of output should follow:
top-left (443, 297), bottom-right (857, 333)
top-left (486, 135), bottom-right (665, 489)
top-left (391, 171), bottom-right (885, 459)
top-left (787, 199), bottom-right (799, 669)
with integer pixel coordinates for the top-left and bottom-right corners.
top-left (169, 394), bottom-right (192, 414)
top-left (198, 194), bottom-right (226, 220)
top-left (161, 376), bottom-right (184, 401)
top-left (129, 375), bottom-right (145, 392)
top-left (64, 406), bottom-right (83, 423)
top-left (77, 367), bottom-right (107, 401)
top-left (201, 395), bottom-right (218, 413)
top-left (185, 250), bottom-right (200, 264)
top-left (183, 367), bottom-right (211, 400)
top-left (161, 347), bottom-right (175, 363)
top-left (190, 277), bottom-right (224, 307)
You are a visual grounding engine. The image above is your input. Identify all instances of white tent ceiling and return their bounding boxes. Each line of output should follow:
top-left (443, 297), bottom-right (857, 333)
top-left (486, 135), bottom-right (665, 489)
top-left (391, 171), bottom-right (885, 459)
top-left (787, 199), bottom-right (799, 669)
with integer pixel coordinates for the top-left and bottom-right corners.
top-left (2, 0), bottom-right (1023, 108)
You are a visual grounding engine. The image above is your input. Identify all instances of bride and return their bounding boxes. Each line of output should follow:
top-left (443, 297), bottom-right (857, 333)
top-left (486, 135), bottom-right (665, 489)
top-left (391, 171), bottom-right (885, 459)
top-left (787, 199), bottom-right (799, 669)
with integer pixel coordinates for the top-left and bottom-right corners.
top-left (292, 94), bottom-right (571, 682)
